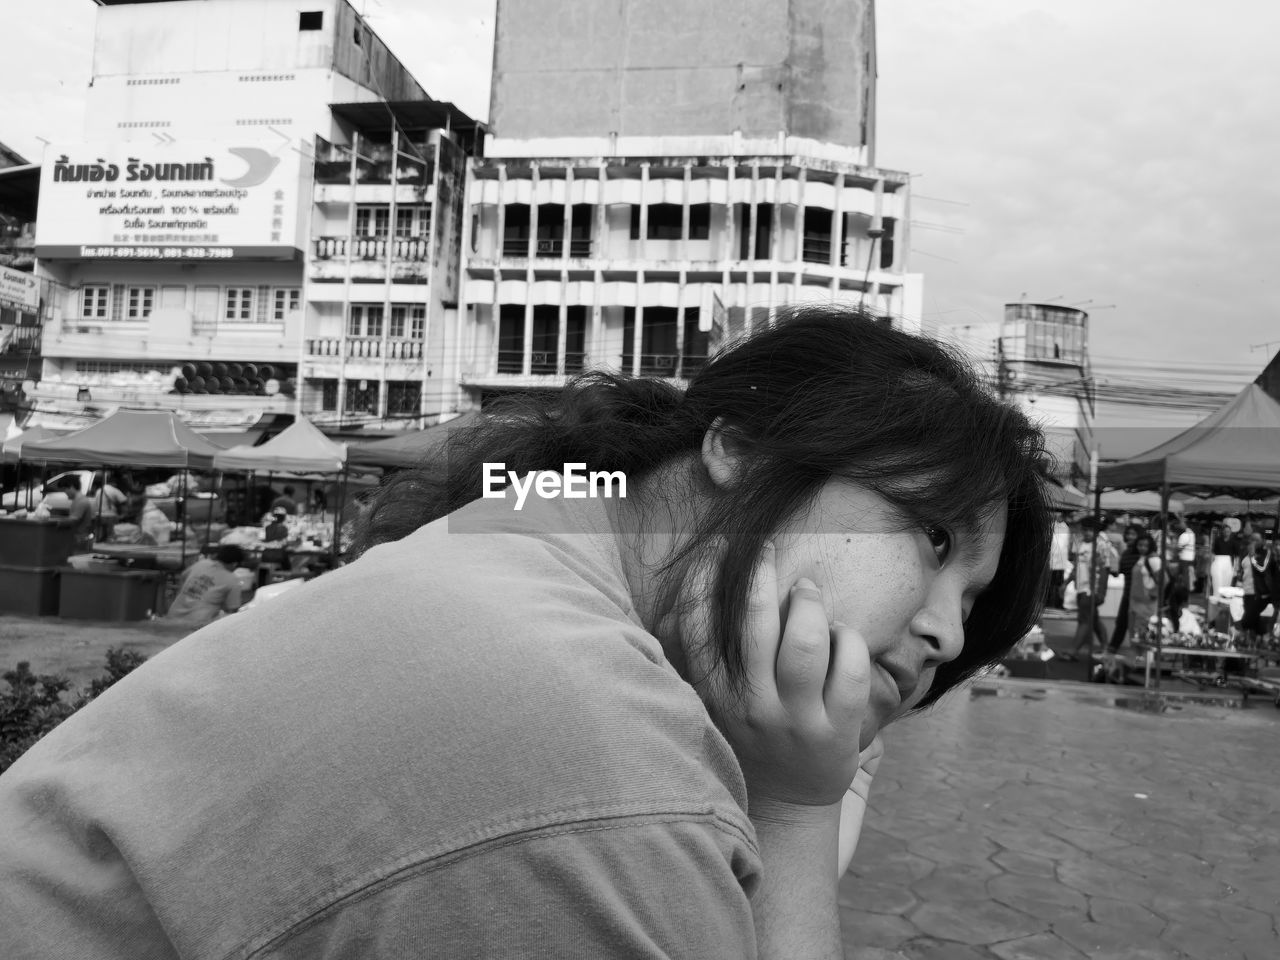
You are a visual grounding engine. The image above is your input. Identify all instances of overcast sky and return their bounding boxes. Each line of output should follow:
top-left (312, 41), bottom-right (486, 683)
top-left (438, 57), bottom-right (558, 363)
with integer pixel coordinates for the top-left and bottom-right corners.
top-left (4, 0), bottom-right (1276, 438)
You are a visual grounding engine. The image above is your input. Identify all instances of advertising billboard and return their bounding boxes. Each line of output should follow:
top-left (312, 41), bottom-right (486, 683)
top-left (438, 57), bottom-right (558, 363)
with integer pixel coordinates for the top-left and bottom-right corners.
top-left (0, 265), bottom-right (39, 312)
top-left (35, 141), bottom-right (304, 260)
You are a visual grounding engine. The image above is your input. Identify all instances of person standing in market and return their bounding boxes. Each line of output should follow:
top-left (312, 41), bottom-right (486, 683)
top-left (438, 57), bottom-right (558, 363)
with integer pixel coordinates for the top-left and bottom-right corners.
top-left (1236, 533), bottom-right (1280, 648)
top-left (1065, 515), bottom-right (1120, 659)
top-left (1107, 523), bottom-right (1143, 653)
top-left (1048, 512), bottom-right (1072, 608)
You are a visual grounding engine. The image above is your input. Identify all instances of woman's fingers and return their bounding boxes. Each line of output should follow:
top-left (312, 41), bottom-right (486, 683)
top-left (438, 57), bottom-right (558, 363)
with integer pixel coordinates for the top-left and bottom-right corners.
top-left (825, 620), bottom-right (873, 728)
top-left (741, 541), bottom-right (783, 698)
top-left (775, 578), bottom-right (833, 710)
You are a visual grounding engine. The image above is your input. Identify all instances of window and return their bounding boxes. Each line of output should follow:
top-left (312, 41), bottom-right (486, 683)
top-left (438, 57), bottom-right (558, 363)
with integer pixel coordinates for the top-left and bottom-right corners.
top-left (389, 305), bottom-right (406, 339)
top-left (646, 204), bottom-right (683, 240)
top-left (387, 381), bottom-right (421, 417)
top-left (273, 288), bottom-right (301, 320)
top-left (81, 284), bottom-right (109, 319)
top-left (348, 303), bottom-right (383, 338)
top-left (225, 287), bottom-right (255, 321)
top-left (395, 205), bottom-right (431, 238)
top-left (688, 204), bottom-right (711, 240)
top-left (126, 286), bottom-right (155, 320)
top-left (299, 11), bottom-right (323, 30)
top-left (319, 378), bottom-right (338, 411)
top-left (344, 379), bottom-right (379, 415)
top-left (409, 304), bottom-right (425, 340)
top-left (355, 205), bottom-right (390, 238)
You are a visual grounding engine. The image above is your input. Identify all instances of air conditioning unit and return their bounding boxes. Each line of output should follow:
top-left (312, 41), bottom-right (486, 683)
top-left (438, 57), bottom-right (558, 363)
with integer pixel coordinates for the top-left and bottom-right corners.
top-left (536, 240), bottom-right (556, 254)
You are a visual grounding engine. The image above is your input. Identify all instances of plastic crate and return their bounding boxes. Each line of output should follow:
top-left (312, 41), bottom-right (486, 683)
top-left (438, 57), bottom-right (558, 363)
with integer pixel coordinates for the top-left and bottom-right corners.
top-left (0, 518), bottom-right (77, 567)
top-left (0, 565), bottom-right (60, 616)
top-left (58, 568), bottom-right (164, 622)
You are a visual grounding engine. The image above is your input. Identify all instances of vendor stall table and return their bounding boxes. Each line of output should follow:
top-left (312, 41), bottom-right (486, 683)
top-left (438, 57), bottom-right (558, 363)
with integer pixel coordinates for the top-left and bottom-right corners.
top-left (1153, 646), bottom-right (1261, 689)
top-left (90, 543), bottom-right (200, 571)
top-left (0, 518), bottom-right (76, 567)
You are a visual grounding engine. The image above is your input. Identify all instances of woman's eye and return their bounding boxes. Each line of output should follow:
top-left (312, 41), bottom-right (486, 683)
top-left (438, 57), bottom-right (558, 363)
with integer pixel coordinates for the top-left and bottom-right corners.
top-left (924, 526), bottom-right (952, 564)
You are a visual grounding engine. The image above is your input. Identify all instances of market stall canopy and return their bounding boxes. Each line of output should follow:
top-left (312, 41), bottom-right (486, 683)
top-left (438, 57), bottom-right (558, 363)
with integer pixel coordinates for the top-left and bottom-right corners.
top-left (1182, 496), bottom-right (1280, 516)
top-left (347, 410), bottom-right (483, 469)
top-left (22, 409), bottom-right (224, 469)
top-left (1, 425), bottom-right (64, 464)
top-left (213, 416), bottom-right (346, 475)
top-left (1098, 490), bottom-right (1185, 514)
top-left (1096, 384), bottom-right (1280, 497)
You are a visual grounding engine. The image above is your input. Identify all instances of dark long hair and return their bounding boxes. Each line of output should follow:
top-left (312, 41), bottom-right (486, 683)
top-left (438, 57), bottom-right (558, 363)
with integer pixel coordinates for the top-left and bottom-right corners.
top-left (356, 307), bottom-right (1051, 707)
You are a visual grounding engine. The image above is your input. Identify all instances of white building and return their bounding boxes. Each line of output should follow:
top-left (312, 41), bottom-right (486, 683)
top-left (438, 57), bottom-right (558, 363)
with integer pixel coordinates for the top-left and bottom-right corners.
top-left (941, 303), bottom-right (1096, 490)
top-left (29, 0), bottom-right (479, 435)
top-left (454, 0), bottom-right (922, 404)
top-left (457, 136), bottom-right (921, 401)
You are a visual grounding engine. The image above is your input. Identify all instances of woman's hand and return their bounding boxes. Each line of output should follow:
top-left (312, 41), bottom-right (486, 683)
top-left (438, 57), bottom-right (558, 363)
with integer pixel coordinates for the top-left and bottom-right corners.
top-left (677, 541), bottom-right (874, 810)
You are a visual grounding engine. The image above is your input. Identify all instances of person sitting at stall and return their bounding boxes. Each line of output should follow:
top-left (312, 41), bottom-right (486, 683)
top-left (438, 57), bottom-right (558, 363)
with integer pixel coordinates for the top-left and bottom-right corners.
top-left (263, 507), bottom-right (290, 545)
top-left (165, 545), bottom-right (246, 624)
top-left (270, 485), bottom-right (298, 516)
top-left (50, 475), bottom-right (97, 551)
top-left (91, 472), bottom-right (128, 543)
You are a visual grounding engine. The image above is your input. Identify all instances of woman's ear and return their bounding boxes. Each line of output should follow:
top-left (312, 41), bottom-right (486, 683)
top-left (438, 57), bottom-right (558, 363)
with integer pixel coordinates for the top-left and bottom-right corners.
top-left (701, 417), bottom-right (750, 491)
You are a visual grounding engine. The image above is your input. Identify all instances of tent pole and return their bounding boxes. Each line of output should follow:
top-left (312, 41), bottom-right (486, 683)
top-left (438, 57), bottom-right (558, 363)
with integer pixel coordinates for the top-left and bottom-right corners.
top-left (204, 470), bottom-right (217, 552)
top-left (180, 470), bottom-right (188, 571)
top-left (1087, 470), bottom-right (1103, 670)
top-left (95, 467), bottom-right (106, 545)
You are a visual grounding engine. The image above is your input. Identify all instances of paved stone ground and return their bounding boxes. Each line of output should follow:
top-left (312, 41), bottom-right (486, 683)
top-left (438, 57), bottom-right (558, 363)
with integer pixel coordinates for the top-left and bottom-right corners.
top-left (838, 679), bottom-right (1280, 959)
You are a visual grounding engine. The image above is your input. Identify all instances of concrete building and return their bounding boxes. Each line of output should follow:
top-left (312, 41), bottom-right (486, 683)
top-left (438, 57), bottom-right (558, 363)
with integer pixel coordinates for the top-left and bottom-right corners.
top-left (943, 303), bottom-right (1096, 490)
top-left (459, 0), bottom-right (920, 404)
top-left (28, 0), bottom-right (480, 434)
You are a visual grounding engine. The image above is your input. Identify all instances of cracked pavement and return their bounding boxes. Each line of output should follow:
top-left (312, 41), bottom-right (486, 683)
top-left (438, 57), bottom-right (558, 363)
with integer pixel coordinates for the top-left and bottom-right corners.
top-left (838, 680), bottom-right (1280, 959)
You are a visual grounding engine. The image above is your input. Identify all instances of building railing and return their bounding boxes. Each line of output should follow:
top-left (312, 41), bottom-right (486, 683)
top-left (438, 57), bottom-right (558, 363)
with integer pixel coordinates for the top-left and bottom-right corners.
top-left (306, 337), bottom-right (424, 360)
top-left (312, 237), bottom-right (430, 261)
top-left (1, 325), bottom-right (42, 356)
top-left (501, 236), bottom-right (593, 258)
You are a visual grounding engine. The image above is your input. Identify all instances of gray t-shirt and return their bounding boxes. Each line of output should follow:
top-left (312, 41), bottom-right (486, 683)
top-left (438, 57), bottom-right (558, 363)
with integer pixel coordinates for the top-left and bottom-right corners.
top-left (0, 492), bottom-right (760, 958)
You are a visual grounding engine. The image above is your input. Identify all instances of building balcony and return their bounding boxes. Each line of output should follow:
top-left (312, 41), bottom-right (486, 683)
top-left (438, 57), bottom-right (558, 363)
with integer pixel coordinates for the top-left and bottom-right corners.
top-left (310, 236), bottom-right (431, 283)
top-left (501, 236), bottom-right (594, 259)
top-left (44, 308), bottom-right (302, 363)
top-left (1, 324), bottom-right (41, 358)
top-left (305, 336), bottom-right (424, 361)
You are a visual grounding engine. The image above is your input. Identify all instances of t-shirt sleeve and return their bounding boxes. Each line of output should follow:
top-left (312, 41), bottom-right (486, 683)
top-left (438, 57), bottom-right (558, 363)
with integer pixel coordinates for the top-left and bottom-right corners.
top-left (260, 818), bottom-right (759, 960)
top-left (222, 578), bottom-right (242, 613)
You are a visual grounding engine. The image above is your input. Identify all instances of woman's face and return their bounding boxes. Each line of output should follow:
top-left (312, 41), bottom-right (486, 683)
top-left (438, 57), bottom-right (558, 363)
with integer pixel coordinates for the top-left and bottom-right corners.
top-left (1124, 528), bottom-right (1139, 546)
top-left (1137, 539), bottom-right (1151, 555)
top-left (768, 479), bottom-right (1006, 744)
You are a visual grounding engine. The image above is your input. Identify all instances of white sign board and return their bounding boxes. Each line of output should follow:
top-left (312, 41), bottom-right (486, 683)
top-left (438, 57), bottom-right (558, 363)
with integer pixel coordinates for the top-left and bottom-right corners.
top-left (0, 265), bottom-right (39, 312)
top-left (36, 141), bottom-right (304, 260)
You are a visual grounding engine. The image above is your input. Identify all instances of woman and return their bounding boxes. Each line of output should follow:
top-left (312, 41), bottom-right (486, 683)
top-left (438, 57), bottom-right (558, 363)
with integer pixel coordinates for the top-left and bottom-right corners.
top-left (1237, 533), bottom-right (1280, 647)
top-left (1126, 533), bottom-right (1162, 643)
top-left (1107, 523), bottom-right (1143, 652)
top-left (0, 308), bottom-right (1050, 959)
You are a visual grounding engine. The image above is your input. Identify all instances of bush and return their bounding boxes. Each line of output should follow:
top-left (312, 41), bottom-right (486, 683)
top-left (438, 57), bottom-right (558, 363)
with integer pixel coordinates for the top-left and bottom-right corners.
top-left (0, 648), bottom-right (148, 775)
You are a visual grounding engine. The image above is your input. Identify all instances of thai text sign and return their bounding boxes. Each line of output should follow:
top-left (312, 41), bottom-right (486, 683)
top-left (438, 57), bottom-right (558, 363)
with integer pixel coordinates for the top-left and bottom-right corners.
top-left (35, 141), bottom-right (303, 259)
top-left (0, 265), bottom-right (39, 311)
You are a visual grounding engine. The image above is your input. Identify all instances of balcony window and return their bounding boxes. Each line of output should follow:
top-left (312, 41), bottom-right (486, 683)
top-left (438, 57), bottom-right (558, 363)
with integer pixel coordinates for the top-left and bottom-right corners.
top-left (410, 304), bottom-right (425, 340)
top-left (126, 286), bottom-right (155, 320)
top-left (738, 203), bottom-right (772, 260)
top-left (498, 304), bottom-right (525, 373)
top-left (273, 287), bottom-right (300, 321)
top-left (802, 208), bottom-right (833, 264)
top-left (395, 205), bottom-right (431, 238)
top-left (879, 217), bottom-right (896, 270)
top-left (688, 204), bottom-right (711, 240)
top-left (225, 287), bottom-right (255, 322)
top-left (355, 205), bottom-right (390, 238)
top-left (348, 303), bottom-right (383, 338)
top-left (622, 307), bottom-right (707, 376)
top-left (81, 284), bottom-right (109, 320)
top-left (502, 204), bottom-right (530, 257)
